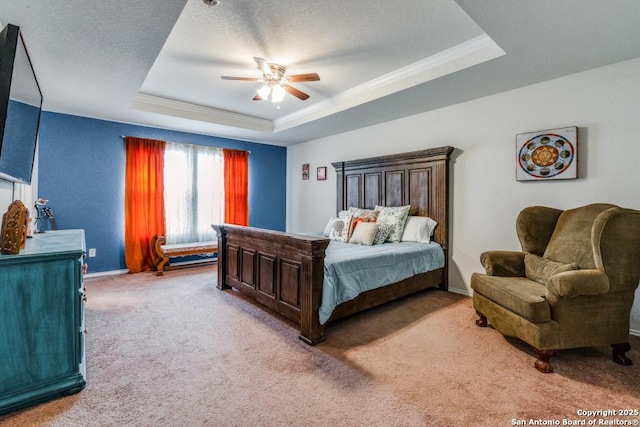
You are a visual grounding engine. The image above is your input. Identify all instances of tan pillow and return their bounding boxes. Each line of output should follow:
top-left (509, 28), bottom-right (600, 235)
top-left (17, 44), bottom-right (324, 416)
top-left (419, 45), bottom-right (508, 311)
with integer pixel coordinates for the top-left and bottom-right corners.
top-left (349, 222), bottom-right (378, 246)
top-left (524, 253), bottom-right (578, 285)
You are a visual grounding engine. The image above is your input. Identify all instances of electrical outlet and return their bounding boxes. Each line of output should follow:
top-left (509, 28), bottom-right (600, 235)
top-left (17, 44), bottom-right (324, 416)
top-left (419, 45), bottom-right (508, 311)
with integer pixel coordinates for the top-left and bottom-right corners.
top-left (88, 248), bottom-right (96, 257)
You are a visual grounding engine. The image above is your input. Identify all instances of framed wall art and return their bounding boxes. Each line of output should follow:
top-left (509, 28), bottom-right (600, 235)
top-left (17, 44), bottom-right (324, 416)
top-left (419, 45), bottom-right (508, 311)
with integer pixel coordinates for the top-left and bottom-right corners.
top-left (317, 166), bottom-right (327, 181)
top-left (516, 126), bottom-right (577, 181)
top-left (302, 163), bottom-right (309, 180)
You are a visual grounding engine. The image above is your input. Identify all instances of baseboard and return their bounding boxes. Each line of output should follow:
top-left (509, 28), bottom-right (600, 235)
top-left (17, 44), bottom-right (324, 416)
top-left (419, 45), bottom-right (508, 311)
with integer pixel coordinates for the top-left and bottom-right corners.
top-left (169, 258), bottom-right (217, 267)
top-left (447, 286), bottom-right (472, 297)
top-left (84, 269), bottom-right (128, 279)
top-left (630, 328), bottom-right (640, 337)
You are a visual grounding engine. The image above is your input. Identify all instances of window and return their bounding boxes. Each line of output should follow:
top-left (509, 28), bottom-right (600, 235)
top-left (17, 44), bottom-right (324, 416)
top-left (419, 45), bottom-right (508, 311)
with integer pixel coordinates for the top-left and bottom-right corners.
top-left (163, 142), bottom-right (224, 244)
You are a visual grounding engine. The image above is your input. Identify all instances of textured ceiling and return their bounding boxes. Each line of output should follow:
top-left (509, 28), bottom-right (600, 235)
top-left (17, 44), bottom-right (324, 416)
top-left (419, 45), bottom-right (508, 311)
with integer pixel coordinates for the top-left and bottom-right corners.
top-left (138, 0), bottom-right (486, 118)
top-left (1, 0), bottom-right (640, 146)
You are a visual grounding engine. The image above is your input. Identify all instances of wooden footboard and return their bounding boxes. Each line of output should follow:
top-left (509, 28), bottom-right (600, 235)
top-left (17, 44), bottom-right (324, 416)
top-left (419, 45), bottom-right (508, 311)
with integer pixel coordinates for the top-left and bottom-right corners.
top-left (211, 224), bottom-right (330, 344)
top-left (212, 224), bottom-right (447, 344)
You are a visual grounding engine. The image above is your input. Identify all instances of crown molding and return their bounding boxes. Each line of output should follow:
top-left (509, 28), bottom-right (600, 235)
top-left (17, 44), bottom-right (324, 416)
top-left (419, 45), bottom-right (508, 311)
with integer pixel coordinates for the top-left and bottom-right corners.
top-left (131, 93), bottom-right (273, 133)
top-left (273, 34), bottom-right (505, 133)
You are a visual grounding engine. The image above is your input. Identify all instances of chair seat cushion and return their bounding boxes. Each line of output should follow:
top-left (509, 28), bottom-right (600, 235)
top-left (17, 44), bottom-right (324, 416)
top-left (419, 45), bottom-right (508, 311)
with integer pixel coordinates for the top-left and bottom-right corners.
top-left (471, 275), bottom-right (551, 323)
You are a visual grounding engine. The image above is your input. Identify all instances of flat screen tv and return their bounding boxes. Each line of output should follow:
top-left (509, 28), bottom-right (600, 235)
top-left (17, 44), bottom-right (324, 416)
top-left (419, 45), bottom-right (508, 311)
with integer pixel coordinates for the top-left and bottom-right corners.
top-left (0, 24), bottom-right (42, 184)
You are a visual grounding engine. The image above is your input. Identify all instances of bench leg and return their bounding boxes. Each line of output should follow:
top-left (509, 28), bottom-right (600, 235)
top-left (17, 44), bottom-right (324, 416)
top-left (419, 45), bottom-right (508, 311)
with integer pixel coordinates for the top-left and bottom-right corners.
top-left (153, 235), bottom-right (168, 276)
top-left (156, 255), bottom-right (169, 276)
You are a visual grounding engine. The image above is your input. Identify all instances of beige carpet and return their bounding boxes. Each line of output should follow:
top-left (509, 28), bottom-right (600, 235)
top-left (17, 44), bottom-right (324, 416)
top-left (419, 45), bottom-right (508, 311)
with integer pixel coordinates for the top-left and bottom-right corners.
top-left (1, 266), bottom-right (639, 427)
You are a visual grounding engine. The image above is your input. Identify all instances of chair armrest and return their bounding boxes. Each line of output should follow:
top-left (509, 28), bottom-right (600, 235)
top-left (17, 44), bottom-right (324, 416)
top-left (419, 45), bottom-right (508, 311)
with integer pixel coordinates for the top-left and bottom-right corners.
top-left (545, 269), bottom-right (610, 305)
top-left (480, 251), bottom-right (525, 277)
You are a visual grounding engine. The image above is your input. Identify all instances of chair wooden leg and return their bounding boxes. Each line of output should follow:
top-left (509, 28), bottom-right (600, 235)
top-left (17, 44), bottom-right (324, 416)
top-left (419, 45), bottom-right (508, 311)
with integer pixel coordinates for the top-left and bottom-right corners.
top-left (475, 310), bottom-right (488, 327)
top-left (532, 348), bottom-right (558, 373)
top-left (611, 343), bottom-right (633, 366)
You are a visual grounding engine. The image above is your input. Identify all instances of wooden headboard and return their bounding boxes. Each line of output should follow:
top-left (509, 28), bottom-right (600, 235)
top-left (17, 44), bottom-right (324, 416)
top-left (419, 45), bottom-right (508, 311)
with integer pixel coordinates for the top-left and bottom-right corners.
top-left (331, 146), bottom-right (453, 251)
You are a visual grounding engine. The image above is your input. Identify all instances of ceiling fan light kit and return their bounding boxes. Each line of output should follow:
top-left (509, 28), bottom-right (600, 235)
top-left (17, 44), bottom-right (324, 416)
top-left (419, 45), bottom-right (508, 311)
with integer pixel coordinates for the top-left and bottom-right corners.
top-left (221, 57), bottom-right (320, 109)
top-left (259, 83), bottom-right (286, 104)
top-left (256, 85), bottom-right (271, 101)
top-left (202, 0), bottom-right (221, 6)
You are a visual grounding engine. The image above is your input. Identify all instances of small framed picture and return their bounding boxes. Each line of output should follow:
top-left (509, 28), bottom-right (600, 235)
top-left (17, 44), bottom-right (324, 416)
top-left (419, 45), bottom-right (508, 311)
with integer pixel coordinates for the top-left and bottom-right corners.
top-left (516, 126), bottom-right (578, 181)
top-left (317, 166), bottom-right (327, 181)
top-left (302, 163), bottom-right (309, 180)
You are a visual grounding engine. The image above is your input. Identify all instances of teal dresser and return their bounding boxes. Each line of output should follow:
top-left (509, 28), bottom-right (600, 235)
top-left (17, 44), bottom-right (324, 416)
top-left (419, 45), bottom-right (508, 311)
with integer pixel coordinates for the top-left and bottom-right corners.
top-left (0, 229), bottom-right (86, 415)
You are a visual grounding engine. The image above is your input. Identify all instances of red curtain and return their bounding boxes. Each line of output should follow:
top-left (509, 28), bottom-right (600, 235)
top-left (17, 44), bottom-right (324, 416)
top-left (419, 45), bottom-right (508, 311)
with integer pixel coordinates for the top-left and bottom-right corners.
top-left (223, 149), bottom-right (249, 226)
top-left (124, 137), bottom-right (166, 273)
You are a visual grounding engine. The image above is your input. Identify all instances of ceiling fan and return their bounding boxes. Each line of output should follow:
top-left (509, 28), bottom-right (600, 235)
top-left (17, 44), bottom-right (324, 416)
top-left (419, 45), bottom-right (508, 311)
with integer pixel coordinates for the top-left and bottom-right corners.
top-left (221, 57), bottom-right (320, 107)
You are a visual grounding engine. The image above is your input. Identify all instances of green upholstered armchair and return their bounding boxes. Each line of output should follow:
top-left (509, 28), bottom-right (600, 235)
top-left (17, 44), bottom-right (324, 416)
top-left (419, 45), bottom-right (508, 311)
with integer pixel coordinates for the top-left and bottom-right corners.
top-left (471, 203), bottom-right (640, 373)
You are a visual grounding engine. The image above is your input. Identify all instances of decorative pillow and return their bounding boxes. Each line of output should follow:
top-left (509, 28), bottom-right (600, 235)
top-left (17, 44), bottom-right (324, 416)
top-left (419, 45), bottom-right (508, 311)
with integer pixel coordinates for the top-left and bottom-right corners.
top-left (348, 207), bottom-right (379, 222)
top-left (524, 253), bottom-right (578, 285)
top-left (337, 210), bottom-right (350, 218)
top-left (373, 222), bottom-right (395, 245)
top-left (375, 205), bottom-right (411, 242)
top-left (400, 216), bottom-right (438, 243)
top-left (323, 216), bottom-right (353, 242)
top-left (349, 222), bottom-right (378, 246)
top-left (348, 207), bottom-right (379, 235)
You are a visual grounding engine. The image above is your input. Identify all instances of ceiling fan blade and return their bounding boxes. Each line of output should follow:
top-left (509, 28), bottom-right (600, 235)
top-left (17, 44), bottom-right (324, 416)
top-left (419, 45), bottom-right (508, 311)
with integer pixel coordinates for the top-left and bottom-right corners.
top-left (253, 57), bottom-right (272, 77)
top-left (285, 85), bottom-right (310, 100)
top-left (287, 73), bottom-right (320, 83)
top-left (221, 76), bottom-right (260, 81)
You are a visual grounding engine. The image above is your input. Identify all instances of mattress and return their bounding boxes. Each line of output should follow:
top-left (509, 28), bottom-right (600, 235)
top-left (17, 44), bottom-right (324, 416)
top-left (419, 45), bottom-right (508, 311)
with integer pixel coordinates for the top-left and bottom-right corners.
top-left (319, 240), bottom-right (445, 324)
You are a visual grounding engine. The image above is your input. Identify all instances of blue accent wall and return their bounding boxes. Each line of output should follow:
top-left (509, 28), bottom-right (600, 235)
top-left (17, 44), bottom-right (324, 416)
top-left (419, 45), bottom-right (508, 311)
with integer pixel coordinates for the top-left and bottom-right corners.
top-left (37, 112), bottom-right (286, 273)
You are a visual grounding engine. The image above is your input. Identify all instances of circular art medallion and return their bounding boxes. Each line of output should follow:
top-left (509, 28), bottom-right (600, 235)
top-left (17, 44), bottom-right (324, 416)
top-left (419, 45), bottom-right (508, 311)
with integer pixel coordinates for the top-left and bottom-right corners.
top-left (518, 133), bottom-right (575, 178)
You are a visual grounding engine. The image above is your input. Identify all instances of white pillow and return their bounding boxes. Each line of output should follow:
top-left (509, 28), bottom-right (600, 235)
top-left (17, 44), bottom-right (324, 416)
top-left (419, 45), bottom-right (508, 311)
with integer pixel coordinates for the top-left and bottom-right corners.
top-left (400, 216), bottom-right (438, 243)
top-left (323, 216), bottom-right (353, 242)
top-left (349, 222), bottom-right (378, 246)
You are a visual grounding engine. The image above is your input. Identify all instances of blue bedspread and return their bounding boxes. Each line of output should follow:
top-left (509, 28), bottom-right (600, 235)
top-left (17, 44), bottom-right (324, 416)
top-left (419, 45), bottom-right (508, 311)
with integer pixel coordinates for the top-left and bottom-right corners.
top-left (319, 241), bottom-right (445, 324)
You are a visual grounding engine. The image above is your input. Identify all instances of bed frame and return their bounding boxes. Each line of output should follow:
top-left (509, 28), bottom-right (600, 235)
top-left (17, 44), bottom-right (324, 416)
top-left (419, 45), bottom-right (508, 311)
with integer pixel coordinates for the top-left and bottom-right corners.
top-left (212, 146), bottom-right (453, 345)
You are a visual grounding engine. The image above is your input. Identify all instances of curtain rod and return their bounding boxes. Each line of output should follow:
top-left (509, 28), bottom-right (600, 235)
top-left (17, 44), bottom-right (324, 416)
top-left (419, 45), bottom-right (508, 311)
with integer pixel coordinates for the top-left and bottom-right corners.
top-left (120, 136), bottom-right (250, 153)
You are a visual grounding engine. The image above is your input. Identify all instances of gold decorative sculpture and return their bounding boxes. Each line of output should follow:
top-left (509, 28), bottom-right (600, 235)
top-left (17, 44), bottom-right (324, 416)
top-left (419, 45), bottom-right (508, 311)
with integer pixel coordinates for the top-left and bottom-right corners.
top-left (1, 200), bottom-right (28, 254)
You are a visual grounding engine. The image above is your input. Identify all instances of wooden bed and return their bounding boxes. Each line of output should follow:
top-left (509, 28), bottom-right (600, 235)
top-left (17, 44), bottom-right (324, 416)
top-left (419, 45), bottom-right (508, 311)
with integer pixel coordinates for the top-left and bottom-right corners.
top-left (212, 146), bottom-right (453, 345)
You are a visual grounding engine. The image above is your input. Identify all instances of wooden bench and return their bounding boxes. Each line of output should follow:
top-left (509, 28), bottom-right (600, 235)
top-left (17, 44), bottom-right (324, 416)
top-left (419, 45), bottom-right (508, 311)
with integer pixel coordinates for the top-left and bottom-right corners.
top-left (151, 235), bottom-right (218, 276)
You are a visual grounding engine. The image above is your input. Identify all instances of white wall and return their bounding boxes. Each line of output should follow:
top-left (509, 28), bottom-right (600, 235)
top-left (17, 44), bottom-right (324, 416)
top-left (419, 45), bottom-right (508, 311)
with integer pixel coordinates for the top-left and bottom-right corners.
top-left (286, 57), bottom-right (640, 333)
top-left (0, 179), bottom-right (13, 211)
